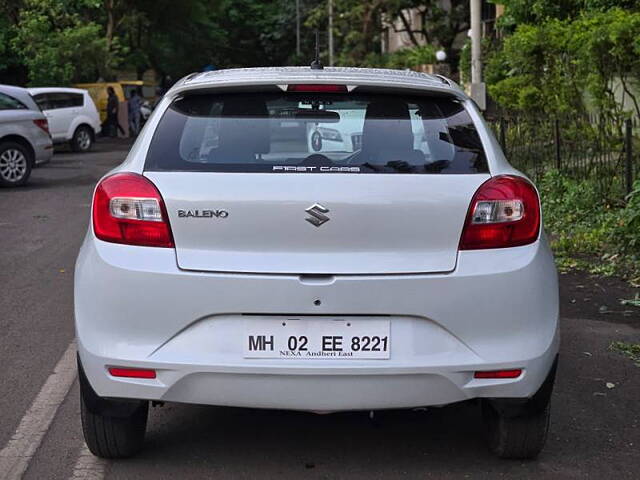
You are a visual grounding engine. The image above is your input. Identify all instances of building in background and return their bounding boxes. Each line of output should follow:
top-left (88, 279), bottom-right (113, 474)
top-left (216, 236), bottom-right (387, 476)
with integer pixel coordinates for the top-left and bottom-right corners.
top-left (382, 1), bottom-right (503, 81)
top-left (382, 2), bottom-right (503, 55)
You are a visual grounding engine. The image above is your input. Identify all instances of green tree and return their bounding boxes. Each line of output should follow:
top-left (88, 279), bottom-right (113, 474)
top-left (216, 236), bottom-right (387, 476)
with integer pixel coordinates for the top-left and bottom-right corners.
top-left (12, 0), bottom-right (114, 85)
top-left (387, 0), bottom-right (469, 71)
top-left (496, 0), bottom-right (639, 28)
top-left (485, 8), bottom-right (640, 118)
top-left (0, 1), bottom-right (28, 84)
top-left (2, 0), bottom-right (323, 86)
top-left (306, 0), bottom-right (467, 72)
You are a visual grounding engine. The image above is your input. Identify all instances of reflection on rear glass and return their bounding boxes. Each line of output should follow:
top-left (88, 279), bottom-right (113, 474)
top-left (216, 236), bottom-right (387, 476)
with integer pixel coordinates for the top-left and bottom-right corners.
top-left (146, 92), bottom-right (489, 174)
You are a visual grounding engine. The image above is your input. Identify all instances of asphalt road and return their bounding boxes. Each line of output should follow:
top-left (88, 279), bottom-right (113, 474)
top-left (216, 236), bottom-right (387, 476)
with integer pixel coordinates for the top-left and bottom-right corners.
top-left (0, 141), bottom-right (639, 479)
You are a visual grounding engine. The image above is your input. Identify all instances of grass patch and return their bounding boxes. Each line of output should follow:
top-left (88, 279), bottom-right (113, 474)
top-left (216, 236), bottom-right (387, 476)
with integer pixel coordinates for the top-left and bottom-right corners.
top-left (538, 171), bottom-right (640, 285)
top-left (620, 294), bottom-right (640, 308)
top-left (610, 341), bottom-right (640, 366)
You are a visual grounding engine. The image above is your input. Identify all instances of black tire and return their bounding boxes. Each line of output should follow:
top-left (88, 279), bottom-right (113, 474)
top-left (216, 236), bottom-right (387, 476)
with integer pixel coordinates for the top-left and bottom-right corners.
top-left (71, 125), bottom-right (93, 152)
top-left (482, 399), bottom-right (550, 459)
top-left (0, 141), bottom-right (32, 187)
top-left (79, 363), bottom-right (148, 458)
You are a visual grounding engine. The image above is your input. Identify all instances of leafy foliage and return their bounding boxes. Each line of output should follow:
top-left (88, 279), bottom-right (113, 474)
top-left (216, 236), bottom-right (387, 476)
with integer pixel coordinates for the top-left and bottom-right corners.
top-left (496, 0), bottom-right (639, 27)
top-left (10, 0), bottom-right (112, 85)
top-left (538, 171), bottom-right (640, 282)
top-left (361, 44), bottom-right (436, 70)
top-left (306, 0), bottom-right (466, 71)
top-left (486, 8), bottom-right (640, 117)
top-left (0, 0), bottom-right (329, 86)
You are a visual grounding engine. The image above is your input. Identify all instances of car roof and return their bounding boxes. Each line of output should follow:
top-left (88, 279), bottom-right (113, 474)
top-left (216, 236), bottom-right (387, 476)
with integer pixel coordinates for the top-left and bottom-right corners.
top-left (0, 84), bottom-right (40, 111)
top-left (28, 87), bottom-right (88, 95)
top-left (170, 67), bottom-right (465, 99)
top-left (0, 84), bottom-right (30, 95)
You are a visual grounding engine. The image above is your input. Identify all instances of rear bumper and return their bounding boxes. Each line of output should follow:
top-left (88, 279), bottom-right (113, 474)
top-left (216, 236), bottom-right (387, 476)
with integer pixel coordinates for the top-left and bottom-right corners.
top-left (78, 335), bottom-right (558, 411)
top-left (75, 235), bottom-right (559, 411)
top-left (34, 137), bottom-right (53, 165)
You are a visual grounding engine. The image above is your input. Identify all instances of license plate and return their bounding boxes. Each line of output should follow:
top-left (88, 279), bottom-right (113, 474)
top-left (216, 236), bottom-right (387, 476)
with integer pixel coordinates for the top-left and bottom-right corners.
top-left (243, 318), bottom-right (390, 359)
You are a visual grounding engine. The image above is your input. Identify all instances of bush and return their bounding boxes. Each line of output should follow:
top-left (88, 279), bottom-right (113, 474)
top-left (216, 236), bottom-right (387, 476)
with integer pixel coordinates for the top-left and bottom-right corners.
top-left (359, 45), bottom-right (436, 70)
top-left (11, 0), bottom-right (116, 85)
top-left (485, 8), bottom-right (640, 118)
top-left (538, 171), bottom-right (640, 281)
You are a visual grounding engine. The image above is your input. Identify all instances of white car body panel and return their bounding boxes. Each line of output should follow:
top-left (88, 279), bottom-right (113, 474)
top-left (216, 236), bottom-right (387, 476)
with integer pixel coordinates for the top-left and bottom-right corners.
top-left (76, 237), bottom-right (558, 411)
top-left (28, 87), bottom-right (101, 143)
top-left (148, 171), bottom-right (489, 274)
top-left (75, 67), bottom-right (559, 412)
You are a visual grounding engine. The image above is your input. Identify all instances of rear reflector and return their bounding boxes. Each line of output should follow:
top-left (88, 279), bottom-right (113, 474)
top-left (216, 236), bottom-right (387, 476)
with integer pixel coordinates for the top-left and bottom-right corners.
top-left (474, 369), bottom-right (522, 379)
top-left (108, 367), bottom-right (156, 379)
top-left (287, 84), bottom-right (347, 93)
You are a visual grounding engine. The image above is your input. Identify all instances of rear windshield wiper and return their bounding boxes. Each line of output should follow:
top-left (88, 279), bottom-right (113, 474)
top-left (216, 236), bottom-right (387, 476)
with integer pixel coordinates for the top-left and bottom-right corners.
top-left (424, 160), bottom-right (451, 173)
top-left (359, 161), bottom-right (414, 173)
top-left (360, 162), bottom-right (382, 172)
top-left (360, 160), bottom-right (449, 173)
top-left (385, 160), bottom-right (413, 172)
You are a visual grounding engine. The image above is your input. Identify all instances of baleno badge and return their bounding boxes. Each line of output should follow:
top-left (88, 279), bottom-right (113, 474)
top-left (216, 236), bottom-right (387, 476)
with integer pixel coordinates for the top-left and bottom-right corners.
top-left (305, 203), bottom-right (330, 227)
top-left (177, 209), bottom-right (228, 218)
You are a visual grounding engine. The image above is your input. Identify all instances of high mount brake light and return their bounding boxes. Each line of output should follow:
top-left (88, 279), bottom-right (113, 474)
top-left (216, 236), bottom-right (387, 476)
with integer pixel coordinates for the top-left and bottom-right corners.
top-left (287, 84), bottom-right (347, 93)
top-left (459, 175), bottom-right (540, 250)
top-left (92, 173), bottom-right (174, 247)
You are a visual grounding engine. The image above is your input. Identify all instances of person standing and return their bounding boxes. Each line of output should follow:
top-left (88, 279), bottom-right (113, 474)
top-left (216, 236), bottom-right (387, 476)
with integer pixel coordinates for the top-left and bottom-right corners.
top-left (105, 87), bottom-right (125, 137)
top-left (128, 89), bottom-right (142, 137)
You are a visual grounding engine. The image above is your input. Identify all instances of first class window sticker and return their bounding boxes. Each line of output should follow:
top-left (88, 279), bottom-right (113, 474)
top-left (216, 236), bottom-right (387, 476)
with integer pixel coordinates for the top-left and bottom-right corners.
top-left (272, 166), bottom-right (361, 173)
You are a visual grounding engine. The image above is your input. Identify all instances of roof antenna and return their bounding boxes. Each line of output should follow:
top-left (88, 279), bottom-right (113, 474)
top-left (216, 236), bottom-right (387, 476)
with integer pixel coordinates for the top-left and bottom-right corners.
top-left (310, 30), bottom-right (323, 70)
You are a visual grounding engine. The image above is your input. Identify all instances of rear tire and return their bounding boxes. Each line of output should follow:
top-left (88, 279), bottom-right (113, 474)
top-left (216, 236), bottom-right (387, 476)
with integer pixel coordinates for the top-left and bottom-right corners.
top-left (79, 362), bottom-right (148, 458)
top-left (0, 141), bottom-right (32, 187)
top-left (482, 399), bottom-right (550, 459)
top-left (72, 126), bottom-right (93, 152)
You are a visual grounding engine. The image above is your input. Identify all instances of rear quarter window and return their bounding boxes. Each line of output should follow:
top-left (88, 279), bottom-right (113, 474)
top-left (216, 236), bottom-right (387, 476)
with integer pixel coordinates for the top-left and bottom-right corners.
top-left (70, 93), bottom-right (84, 107)
top-left (45, 92), bottom-right (83, 109)
top-left (0, 93), bottom-right (28, 111)
top-left (145, 91), bottom-right (489, 174)
top-left (32, 94), bottom-right (50, 110)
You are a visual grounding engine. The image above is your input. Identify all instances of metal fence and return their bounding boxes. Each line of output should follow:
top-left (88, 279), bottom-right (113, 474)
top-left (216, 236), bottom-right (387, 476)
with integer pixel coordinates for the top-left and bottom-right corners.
top-left (488, 114), bottom-right (639, 200)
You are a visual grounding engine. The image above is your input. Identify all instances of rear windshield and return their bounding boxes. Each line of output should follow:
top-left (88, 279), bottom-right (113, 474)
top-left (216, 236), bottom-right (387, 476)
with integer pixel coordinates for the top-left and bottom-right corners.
top-left (145, 91), bottom-right (489, 174)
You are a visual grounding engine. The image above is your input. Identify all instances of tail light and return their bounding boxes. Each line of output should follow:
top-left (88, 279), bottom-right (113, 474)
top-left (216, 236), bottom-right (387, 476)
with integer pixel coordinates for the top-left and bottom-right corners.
top-left (33, 119), bottom-right (50, 135)
top-left (92, 173), bottom-right (174, 247)
top-left (459, 175), bottom-right (540, 250)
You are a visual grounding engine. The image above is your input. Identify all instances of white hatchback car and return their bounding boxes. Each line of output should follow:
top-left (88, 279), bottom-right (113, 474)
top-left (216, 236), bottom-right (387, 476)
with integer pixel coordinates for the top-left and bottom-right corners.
top-left (29, 87), bottom-right (101, 152)
top-left (75, 67), bottom-right (559, 460)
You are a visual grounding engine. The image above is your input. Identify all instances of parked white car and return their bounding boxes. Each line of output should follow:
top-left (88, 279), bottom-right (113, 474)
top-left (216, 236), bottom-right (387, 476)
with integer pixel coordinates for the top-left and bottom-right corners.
top-left (304, 103), bottom-right (431, 154)
top-left (0, 84), bottom-right (53, 186)
top-left (75, 67), bottom-right (559, 460)
top-left (29, 87), bottom-right (101, 152)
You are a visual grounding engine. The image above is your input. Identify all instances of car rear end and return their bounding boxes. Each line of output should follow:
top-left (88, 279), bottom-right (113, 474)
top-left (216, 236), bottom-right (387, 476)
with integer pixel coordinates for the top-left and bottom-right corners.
top-left (30, 114), bottom-right (54, 166)
top-left (75, 68), bottom-right (559, 459)
top-left (12, 86), bottom-right (54, 165)
top-left (0, 85), bottom-right (52, 186)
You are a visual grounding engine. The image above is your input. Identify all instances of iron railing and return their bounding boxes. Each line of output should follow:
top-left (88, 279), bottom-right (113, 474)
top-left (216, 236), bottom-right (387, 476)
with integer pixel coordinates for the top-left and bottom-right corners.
top-left (487, 114), bottom-right (639, 200)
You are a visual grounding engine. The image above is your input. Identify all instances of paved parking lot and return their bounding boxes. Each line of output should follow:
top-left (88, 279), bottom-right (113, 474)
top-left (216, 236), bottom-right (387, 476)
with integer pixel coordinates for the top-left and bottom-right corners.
top-left (0, 141), bottom-right (639, 479)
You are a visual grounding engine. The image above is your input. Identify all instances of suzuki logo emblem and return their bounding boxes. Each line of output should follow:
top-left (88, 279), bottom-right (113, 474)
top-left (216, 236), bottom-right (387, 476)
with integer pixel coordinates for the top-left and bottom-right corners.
top-left (305, 203), bottom-right (330, 227)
